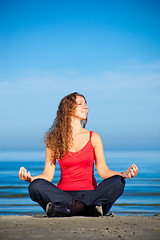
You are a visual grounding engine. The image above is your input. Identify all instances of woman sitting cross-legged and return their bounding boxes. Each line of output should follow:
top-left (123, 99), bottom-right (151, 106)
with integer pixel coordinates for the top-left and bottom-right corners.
top-left (19, 92), bottom-right (138, 217)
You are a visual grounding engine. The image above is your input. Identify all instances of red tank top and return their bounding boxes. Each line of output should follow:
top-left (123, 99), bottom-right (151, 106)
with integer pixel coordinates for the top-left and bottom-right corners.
top-left (57, 131), bottom-right (97, 191)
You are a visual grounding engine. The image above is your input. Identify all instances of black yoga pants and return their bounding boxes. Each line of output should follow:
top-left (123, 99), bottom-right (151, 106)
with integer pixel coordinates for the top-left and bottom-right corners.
top-left (28, 175), bottom-right (125, 216)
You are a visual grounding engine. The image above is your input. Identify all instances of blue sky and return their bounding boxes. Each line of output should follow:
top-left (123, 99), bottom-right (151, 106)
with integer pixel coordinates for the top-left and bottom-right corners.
top-left (0, 0), bottom-right (160, 150)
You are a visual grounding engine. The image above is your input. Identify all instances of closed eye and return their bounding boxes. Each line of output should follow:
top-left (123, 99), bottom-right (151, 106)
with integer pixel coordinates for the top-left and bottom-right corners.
top-left (77, 101), bottom-right (87, 105)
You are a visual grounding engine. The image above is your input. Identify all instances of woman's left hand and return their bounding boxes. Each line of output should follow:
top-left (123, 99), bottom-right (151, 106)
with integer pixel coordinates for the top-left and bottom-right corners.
top-left (123, 164), bottom-right (138, 179)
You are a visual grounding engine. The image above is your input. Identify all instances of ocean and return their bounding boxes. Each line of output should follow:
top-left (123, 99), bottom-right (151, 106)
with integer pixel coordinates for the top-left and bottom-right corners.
top-left (0, 150), bottom-right (160, 216)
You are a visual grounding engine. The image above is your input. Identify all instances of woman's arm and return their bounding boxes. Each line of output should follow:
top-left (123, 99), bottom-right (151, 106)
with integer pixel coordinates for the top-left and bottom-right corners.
top-left (19, 147), bottom-right (56, 183)
top-left (91, 132), bottom-right (138, 179)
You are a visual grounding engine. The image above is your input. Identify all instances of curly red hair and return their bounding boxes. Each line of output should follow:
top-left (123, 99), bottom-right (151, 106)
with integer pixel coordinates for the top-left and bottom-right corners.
top-left (44, 92), bottom-right (87, 162)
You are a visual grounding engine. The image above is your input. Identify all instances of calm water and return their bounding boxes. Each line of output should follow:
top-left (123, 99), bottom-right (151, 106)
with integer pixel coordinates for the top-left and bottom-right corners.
top-left (0, 150), bottom-right (160, 216)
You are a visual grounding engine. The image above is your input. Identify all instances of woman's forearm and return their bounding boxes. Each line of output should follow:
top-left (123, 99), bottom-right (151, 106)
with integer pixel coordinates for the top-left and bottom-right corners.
top-left (99, 164), bottom-right (138, 179)
top-left (30, 173), bottom-right (53, 182)
top-left (99, 169), bottom-right (125, 179)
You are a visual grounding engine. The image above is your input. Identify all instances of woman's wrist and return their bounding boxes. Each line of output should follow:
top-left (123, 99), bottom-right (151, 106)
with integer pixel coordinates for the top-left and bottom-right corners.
top-left (25, 176), bottom-right (33, 183)
top-left (29, 177), bottom-right (33, 182)
top-left (121, 172), bottom-right (126, 178)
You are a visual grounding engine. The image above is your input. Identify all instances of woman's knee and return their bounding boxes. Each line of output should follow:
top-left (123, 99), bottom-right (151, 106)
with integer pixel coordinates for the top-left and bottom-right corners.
top-left (106, 175), bottom-right (125, 200)
top-left (112, 175), bottom-right (125, 195)
top-left (28, 178), bottom-right (47, 200)
top-left (104, 175), bottom-right (125, 193)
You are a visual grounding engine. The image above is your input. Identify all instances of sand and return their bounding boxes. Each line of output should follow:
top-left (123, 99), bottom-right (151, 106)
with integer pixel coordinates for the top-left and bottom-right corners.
top-left (0, 214), bottom-right (160, 240)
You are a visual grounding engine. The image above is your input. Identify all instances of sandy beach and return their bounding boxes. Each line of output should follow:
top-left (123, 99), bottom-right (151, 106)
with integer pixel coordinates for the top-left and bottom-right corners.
top-left (0, 214), bottom-right (159, 240)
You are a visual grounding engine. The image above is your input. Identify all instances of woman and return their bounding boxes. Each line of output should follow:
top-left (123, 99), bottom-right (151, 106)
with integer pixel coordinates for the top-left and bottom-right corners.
top-left (19, 92), bottom-right (138, 217)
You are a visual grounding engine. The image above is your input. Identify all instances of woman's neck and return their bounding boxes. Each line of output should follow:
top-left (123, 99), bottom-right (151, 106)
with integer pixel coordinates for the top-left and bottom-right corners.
top-left (71, 118), bottom-right (83, 135)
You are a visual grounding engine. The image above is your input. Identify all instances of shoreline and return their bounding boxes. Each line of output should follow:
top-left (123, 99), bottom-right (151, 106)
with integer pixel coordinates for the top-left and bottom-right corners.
top-left (0, 215), bottom-right (160, 240)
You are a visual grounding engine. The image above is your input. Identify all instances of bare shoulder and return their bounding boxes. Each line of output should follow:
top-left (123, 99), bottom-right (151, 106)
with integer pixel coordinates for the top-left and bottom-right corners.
top-left (81, 128), bottom-right (90, 133)
top-left (91, 132), bottom-right (102, 148)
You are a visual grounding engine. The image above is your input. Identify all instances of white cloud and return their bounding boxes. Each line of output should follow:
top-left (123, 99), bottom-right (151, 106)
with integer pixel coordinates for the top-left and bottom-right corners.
top-left (119, 60), bottom-right (160, 71)
top-left (1, 64), bottom-right (160, 116)
top-left (0, 62), bottom-right (160, 149)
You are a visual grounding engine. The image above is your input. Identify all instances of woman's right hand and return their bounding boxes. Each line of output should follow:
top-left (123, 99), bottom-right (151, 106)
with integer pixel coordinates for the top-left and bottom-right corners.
top-left (19, 167), bottom-right (32, 182)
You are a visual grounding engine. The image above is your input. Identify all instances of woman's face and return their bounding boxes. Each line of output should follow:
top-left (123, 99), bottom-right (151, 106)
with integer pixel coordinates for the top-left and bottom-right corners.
top-left (73, 96), bottom-right (88, 120)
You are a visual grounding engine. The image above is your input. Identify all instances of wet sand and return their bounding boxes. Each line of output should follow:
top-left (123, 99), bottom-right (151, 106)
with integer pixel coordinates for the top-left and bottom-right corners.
top-left (0, 214), bottom-right (160, 240)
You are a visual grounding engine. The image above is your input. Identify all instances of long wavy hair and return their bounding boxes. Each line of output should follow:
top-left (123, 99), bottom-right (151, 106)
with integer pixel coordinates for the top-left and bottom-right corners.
top-left (44, 92), bottom-right (87, 162)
